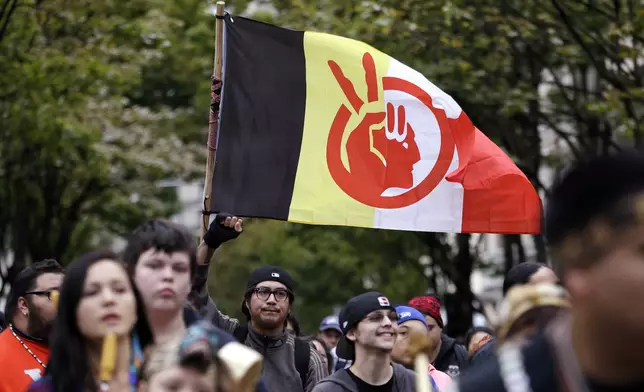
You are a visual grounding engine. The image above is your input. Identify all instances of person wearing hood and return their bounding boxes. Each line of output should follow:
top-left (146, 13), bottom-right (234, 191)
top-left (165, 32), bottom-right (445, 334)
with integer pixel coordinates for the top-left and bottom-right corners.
top-left (408, 296), bottom-right (468, 377)
top-left (313, 292), bottom-right (416, 392)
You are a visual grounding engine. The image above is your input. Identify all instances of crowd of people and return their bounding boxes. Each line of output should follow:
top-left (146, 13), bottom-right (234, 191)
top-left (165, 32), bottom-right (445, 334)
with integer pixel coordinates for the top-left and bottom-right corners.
top-left (1, 151), bottom-right (644, 392)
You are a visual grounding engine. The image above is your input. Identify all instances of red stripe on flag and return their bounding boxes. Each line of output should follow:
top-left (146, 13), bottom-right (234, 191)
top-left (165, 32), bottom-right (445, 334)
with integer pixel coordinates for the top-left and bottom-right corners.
top-left (448, 129), bottom-right (542, 234)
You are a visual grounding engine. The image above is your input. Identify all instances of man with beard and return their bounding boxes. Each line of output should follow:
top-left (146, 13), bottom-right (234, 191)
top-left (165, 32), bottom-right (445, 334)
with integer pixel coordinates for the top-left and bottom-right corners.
top-left (191, 215), bottom-right (327, 392)
top-left (0, 259), bottom-right (64, 391)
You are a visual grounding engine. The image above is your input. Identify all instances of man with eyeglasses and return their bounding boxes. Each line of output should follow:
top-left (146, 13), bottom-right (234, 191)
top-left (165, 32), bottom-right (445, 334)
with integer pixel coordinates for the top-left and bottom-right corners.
top-left (314, 292), bottom-right (416, 392)
top-left (194, 262), bottom-right (328, 392)
top-left (0, 259), bottom-right (64, 392)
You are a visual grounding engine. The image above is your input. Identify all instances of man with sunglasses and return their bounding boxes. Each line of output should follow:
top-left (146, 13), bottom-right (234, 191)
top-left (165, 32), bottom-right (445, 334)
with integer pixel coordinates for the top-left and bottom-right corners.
top-left (0, 259), bottom-right (64, 392)
top-left (196, 264), bottom-right (328, 392)
top-left (314, 291), bottom-right (416, 392)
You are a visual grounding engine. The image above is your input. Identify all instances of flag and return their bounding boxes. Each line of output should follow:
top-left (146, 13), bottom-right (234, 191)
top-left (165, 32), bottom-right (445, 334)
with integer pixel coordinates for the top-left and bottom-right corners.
top-left (211, 15), bottom-right (541, 234)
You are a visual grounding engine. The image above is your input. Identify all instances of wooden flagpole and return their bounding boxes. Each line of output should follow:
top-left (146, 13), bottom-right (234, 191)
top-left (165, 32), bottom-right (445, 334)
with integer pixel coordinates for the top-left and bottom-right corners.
top-left (201, 1), bottom-right (226, 239)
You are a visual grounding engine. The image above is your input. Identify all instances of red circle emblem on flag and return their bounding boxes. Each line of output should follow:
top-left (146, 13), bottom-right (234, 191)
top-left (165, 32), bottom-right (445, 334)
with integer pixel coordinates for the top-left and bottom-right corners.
top-left (326, 53), bottom-right (455, 209)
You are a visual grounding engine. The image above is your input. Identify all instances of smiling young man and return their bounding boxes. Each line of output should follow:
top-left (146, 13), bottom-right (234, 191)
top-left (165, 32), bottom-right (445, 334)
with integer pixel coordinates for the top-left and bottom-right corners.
top-left (0, 259), bottom-right (64, 391)
top-left (313, 292), bottom-right (416, 392)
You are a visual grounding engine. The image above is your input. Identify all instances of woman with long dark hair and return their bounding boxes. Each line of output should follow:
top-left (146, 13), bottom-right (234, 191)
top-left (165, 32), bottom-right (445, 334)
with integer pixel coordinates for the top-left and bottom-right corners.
top-left (27, 250), bottom-right (154, 391)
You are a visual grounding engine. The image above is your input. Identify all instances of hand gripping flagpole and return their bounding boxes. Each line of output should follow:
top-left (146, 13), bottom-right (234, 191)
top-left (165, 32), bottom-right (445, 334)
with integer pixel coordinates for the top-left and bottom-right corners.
top-left (201, 1), bottom-right (226, 239)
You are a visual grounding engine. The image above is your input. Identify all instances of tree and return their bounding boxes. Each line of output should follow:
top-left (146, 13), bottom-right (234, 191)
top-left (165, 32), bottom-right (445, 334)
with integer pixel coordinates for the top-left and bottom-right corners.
top-left (0, 0), bottom-right (205, 297)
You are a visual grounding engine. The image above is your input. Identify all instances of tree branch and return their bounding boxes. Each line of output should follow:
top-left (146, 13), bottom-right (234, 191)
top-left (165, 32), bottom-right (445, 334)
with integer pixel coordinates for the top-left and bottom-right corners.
top-left (0, 0), bottom-right (18, 45)
top-left (550, 0), bottom-right (634, 95)
top-left (538, 112), bottom-right (583, 159)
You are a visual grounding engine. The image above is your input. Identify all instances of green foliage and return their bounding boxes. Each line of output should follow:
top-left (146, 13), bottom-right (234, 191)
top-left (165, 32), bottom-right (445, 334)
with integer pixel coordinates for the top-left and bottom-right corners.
top-left (0, 0), bottom-right (205, 282)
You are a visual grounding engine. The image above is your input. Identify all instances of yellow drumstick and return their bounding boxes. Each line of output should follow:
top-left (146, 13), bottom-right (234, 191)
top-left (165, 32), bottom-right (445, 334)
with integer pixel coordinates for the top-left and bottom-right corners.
top-left (99, 333), bottom-right (118, 391)
top-left (50, 290), bottom-right (59, 310)
top-left (408, 330), bottom-right (433, 392)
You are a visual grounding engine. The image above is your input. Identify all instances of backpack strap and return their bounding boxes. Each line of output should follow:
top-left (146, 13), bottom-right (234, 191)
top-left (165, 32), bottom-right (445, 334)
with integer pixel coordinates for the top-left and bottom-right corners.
top-left (294, 338), bottom-right (311, 389)
top-left (233, 325), bottom-right (249, 343)
top-left (234, 327), bottom-right (309, 389)
top-left (454, 344), bottom-right (469, 368)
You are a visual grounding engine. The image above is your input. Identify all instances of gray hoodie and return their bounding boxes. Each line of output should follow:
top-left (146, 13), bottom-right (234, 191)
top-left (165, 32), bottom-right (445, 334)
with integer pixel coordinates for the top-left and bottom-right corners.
top-left (189, 263), bottom-right (328, 392)
top-left (312, 363), bottom-right (417, 392)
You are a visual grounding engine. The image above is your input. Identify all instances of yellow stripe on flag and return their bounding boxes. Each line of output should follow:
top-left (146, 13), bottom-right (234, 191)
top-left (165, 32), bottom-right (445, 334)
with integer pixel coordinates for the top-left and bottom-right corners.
top-left (288, 32), bottom-right (392, 226)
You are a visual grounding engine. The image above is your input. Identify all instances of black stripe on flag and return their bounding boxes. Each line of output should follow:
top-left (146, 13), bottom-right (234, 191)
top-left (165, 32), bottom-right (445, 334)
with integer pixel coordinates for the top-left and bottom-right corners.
top-left (211, 15), bottom-right (306, 220)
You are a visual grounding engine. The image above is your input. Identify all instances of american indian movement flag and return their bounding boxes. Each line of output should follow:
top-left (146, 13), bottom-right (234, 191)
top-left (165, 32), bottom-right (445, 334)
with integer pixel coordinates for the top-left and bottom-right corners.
top-left (209, 14), bottom-right (542, 234)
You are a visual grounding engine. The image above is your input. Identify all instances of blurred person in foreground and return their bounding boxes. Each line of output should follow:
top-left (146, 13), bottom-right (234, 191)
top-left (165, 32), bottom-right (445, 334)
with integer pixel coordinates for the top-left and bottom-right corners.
top-left (407, 295), bottom-right (468, 377)
top-left (392, 306), bottom-right (452, 390)
top-left (0, 259), bottom-right (64, 391)
top-left (28, 250), bottom-right (154, 391)
top-left (139, 320), bottom-right (267, 392)
top-left (448, 151), bottom-right (644, 392)
top-left (313, 292), bottom-right (416, 392)
top-left (496, 283), bottom-right (570, 346)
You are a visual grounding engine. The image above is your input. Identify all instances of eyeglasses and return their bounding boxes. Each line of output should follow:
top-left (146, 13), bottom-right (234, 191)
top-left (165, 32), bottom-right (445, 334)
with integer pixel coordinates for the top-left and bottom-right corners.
top-left (252, 287), bottom-right (291, 302)
top-left (364, 310), bottom-right (399, 323)
top-left (24, 290), bottom-right (58, 301)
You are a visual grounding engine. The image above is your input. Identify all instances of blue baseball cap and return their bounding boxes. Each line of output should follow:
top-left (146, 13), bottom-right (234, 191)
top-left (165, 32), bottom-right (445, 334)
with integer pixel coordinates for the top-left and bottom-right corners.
top-left (395, 305), bottom-right (428, 326)
top-left (319, 315), bottom-right (342, 333)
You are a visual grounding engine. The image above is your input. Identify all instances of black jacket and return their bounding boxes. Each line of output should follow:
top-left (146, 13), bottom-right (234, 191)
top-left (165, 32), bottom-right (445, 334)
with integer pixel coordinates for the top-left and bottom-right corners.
top-left (434, 333), bottom-right (469, 377)
top-left (470, 337), bottom-right (496, 367)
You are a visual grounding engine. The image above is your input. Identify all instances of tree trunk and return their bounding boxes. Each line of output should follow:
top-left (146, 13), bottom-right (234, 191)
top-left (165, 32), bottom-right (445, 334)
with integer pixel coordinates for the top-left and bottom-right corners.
top-left (444, 234), bottom-right (474, 339)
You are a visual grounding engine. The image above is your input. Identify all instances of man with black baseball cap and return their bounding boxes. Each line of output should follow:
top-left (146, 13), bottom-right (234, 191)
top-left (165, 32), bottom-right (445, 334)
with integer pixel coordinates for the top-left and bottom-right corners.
top-left (313, 291), bottom-right (416, 392)
top-left (191, 257), bottom-right (327, 392)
